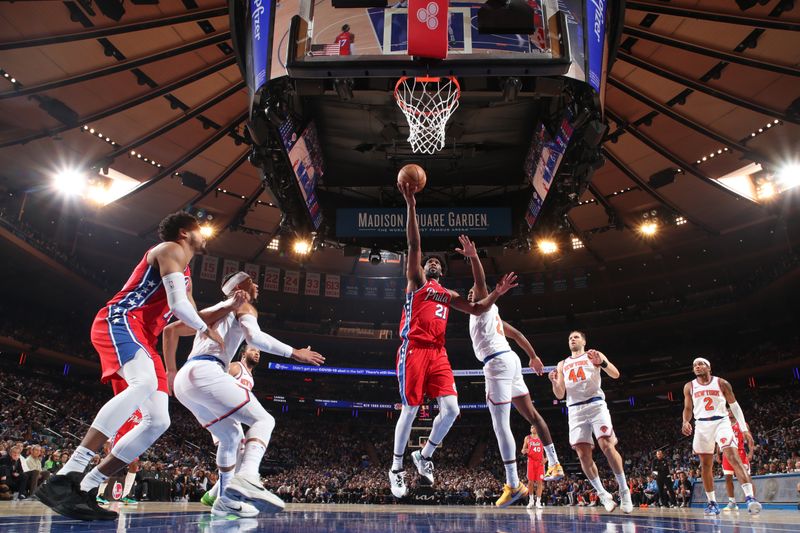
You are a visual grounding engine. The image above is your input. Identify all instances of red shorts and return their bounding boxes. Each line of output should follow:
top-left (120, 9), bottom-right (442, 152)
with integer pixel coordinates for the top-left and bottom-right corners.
top-left (527, 461), bottom-right (544, 482)
top-left (91, 307), bottom-right (168, 395)
top-left (722, 453), bottom-right (749, 475)
top-left (396, 343), bottom-right (456, 406)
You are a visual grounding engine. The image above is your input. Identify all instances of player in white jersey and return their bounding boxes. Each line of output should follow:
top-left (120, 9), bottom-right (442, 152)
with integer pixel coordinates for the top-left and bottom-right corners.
top-left (199, 344), bottom-right (261, 508)
top-left (164, 271), bottom-right (325, 517)
top-left (457, 235), bottom-right (563, 508)
top-left (549, 331), bottom-right (633, 513)
top-left (681, 357), bottom-right (761, 515)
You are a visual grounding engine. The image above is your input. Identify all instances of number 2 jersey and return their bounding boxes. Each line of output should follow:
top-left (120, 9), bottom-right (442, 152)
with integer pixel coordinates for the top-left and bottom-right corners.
top-left (561, 352), bottom-right (605, 405)
top-left (398, 278), bottom-right (451, 346)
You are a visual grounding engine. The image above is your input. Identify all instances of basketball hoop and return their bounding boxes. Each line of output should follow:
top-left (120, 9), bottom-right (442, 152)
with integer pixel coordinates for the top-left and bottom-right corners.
top-left (394, 76), bottom-right (460, 154)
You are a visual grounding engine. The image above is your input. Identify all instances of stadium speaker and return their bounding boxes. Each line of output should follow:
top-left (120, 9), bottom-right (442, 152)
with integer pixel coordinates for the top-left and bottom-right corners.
top-left (649, 168), bottom-right (679, 189)
top-left (180, 171), bottom-right (207, 193)
top-left (477, 0), bottom-right (535, 35)
top-left (332, 0), bottom-right (387, 7)
top-left (369, 248), bottom-right (382, 265)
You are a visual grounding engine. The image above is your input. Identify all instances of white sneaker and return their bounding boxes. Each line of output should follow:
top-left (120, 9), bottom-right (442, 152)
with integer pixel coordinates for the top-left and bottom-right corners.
top-left (598, 492), bottom-right (618, 513)
top-left (620, 491), bottom-right (633, 514)
top-left (389, 470), bottom-right (407, 498)
top-left (536, 500), bottom-right (544, 509)
top-left (224, 474), bottom-right (285, 514)
top-left (211, 495), bottom-right (259, 518)
top-left (526, 500), bottom-right (535, 509)
top-left (411, 451), bottom-right (434, 485)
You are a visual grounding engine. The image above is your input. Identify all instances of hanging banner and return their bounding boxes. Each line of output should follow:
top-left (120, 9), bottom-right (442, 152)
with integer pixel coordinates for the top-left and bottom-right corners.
top-left (325, 274), bottom-right (340, 298)
top-left (383, 278), bottom-right (401, 300)
top-left (343, 276), bottom-right (359, 298)
top-left (263, 267), bottom-right (280, 291)
top-left (284, 270), bottom-right (300, 294)
top-left (199, 255), bottom-right (219, 281)
top-left (586, 0), bottom-right (607, 93)
top-left (336, 207), bottom-right (512, 237)
top-left (305, 272), bottom-right (321, 296)
top-left (222, 259), bottom-right (240, 279)
top-left (244, 263), bottom-right (260, 284)
top-left (362, 278), bottom-right (379, 299)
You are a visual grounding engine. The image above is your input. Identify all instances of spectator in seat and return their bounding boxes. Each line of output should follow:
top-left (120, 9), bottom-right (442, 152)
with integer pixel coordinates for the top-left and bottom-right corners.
top-left (0, 446), bottom-right (24, 499)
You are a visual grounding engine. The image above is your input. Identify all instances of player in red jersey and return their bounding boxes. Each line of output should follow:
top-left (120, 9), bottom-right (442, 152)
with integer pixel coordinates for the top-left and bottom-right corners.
top-left (334, 24), bottom-right (355, 55)
top-left (522, 426), bottom-right (545, 508)
top-left (37, 212), bottom-right (231, 521)
top-left (389, 181), bottom-right (518, 497)
top-left (721, 406), bottom-right (755, 511)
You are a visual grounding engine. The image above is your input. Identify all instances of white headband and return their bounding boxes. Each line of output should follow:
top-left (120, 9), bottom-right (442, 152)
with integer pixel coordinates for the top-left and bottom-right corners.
top-left (222, 271), bottom-right (251, 296)
top-left (693, 357), bottom-right (711, 368)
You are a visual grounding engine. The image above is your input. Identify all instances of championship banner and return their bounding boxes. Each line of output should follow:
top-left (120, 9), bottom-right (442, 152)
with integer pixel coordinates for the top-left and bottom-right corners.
top-left (383, 278), bottom-right (401, 300)
top-left (244, 263), bottom-right (260, 284)
top-left (336, 207), bottom-right (512, 237)
top-left (284, 270), bottom-right (300, 294)
top-left (222, 259), bottom-right (240, 279)
top-left (324, 274), bottom-right (340, 298)
top-left (362, 278), bottom-right (379, 299)
top-left (304, 272), bottom-right (321, 296)
top-left (199, 255), bottom-right (219, 281)
top-left (263, 266), bottom-right (280, 291)
top-left (343, 276), bottom-right (359, 298)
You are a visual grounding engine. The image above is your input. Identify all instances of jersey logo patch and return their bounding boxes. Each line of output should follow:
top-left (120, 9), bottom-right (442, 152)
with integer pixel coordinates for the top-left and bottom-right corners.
top-left (721, 438), bottom-right (727, 444)
top-left (600, 425), bottom-right (609, 434)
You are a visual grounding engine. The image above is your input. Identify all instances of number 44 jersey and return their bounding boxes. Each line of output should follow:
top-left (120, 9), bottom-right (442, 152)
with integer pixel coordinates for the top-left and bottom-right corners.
top-left (562, 352), bottom-right (605, 405)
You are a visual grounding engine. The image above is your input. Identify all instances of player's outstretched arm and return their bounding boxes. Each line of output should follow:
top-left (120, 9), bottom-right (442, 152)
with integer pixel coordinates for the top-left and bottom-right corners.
top-left (450, 272), bottom-right (518, 315)
top-left (548, 361), bottom-right (566, 399)
top-left (400, 182), bottom-right (425, 292)
top-left (720, 378), bottom-right (750, 436)
top-left (587, 349), bottom-right (620, 379)
top-left (681, 382), bottom-right (694, 436)
top-left (455, 234), bottom-right (488, 299)
top-left (237, 304), bottom-right (326, 365)
top-left (502, 320), bottom-right (543, 375)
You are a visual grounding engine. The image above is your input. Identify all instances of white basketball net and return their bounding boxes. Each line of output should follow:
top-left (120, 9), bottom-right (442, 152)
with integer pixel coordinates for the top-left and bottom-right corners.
top-left (394, 76), bottom-right (460, 154)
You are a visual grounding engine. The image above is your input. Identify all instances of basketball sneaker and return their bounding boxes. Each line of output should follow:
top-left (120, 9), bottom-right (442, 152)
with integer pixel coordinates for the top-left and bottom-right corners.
top-left (704, 501), bottom-right (721, 515)
top-left (120, 496), bottom-right (138, 505)
top-left (496, 484), bottom-right (528, 508)
top-left (745, 496), bottom-right (761, 514)
top-left (201, 491), bottom-right (217, 507)
top-left (526, 499), bottom-right (535, 509)
top-left (544, 463), bottom-right (565, 481)
top-left (95, 495), bottom-right (109, 505)
top-left (620, 491), bottom-right (634, 514)
top-left (411, 451), bottom-right (434, 485)
top-left (212, 495), bottom-right (259, 518)
top-left (224, 474), bottom-right (284, 514)
top-left (725, 500), bottom-right (738, 511)
top-left (35, 472), bottom-right (83, 508)
top-left (598, 492), bottom-right (618, 513)
top-left (389, 470), bottom-right (407, 498)
top-left (54, 487), bottom-right (118, 521)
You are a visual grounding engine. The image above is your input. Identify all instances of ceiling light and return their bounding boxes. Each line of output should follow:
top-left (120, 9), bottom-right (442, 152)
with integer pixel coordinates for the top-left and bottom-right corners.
top-left (199, 224), bottom-right (215, 238)
top-left (571, 236), bottom-right (584, 250)
top-left (267, 237), bottom-right (280, 251)
top-left (757, 182), bottom-right (775, 200)
top-left (639, 222), bottom-right (658, 236)
top-left (776, 163), bottom-right (800, 189)
top-left (537, 239), bottom-right (558, 255)
top-left (293, 239), bottom-right (311, 255)
top-left (52, 169), bottom-right (87, 196)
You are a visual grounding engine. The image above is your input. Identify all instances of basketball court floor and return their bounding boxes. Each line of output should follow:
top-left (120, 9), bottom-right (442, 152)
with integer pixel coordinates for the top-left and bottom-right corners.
top-left (0, 502), bottom-right (797, 532)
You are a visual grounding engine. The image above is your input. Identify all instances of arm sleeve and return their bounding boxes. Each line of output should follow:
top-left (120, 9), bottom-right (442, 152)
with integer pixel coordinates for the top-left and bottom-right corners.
top-left (162, 272), bottom-right (207, 332)
top-left (238, 314), bottom-right (293, 358)
top-left (729, 402), bottom-right (748, 431)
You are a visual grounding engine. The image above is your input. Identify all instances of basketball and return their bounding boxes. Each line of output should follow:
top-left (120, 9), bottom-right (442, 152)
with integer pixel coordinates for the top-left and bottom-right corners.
top-left (398, 164), bottom-right (427, 192)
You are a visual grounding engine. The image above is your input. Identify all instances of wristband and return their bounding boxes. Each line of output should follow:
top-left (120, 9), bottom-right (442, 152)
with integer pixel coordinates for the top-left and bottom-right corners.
top-left (600, 360), bottom-right (608, 368)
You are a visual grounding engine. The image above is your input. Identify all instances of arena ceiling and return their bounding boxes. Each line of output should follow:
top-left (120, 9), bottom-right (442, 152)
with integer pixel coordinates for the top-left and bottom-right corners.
top-left (0, 0), bottom-right (798, 279)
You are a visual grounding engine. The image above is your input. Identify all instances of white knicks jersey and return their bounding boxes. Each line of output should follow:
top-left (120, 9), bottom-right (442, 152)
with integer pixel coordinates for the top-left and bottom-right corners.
top-left (234, 363), bottom-right (255, 391)
top-left (469, 305), bottom-right (512, 362)
top-left (691, 376), bottom-right (727, 420)
top-left (187, 303), bottom-right (245, 368)
top-left (562, 353), bottom-right (605, 405)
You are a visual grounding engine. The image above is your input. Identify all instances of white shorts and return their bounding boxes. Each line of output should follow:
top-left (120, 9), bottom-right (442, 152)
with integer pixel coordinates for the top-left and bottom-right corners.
top-left (723, 462), bottom-right (750, 476)
top-left (483, 351), bottom-right (529, 404)
top-left (567, 400), bottom-right (616, 448)
top-left (693, 417), bottom-right (737, 455)
top-left (174, 358), bottom-right (252, 428)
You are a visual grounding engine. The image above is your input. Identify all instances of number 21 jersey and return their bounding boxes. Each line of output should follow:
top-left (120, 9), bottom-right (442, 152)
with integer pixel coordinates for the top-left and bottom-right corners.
top-left (399, 279), bottom-right (451, 346)
top-left (562, 352), bottom-right (605, 405)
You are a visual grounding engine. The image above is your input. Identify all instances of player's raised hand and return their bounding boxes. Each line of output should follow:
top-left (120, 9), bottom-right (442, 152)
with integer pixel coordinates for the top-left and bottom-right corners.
top-left (398, 181), bottom-right (416, 206)
top-left (455, 234), bottom-right (478, 259)
top-left (681, 421), bottom-right (693, 436)
top-left (548, 369), bottom-right (559, 383)
top-left (230, 289), bottom-right (249, 309)
top-left (494, 272), bottom-right (518, 295)
top-left (529, 356), bottom-right (544, 375)
top-left (587, 349), bottom-right (603, 366)
top-left (292, 346), bottom-right (325, 366)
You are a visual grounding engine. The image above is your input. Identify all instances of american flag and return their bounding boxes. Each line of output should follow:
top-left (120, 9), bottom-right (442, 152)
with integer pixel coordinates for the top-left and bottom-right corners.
top-left (309, 44), bottom-right (341, 57)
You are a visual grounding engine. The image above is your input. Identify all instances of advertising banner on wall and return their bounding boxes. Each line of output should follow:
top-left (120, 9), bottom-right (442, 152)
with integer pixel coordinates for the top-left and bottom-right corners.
top-left (337, 207), bottom-right (512, 237)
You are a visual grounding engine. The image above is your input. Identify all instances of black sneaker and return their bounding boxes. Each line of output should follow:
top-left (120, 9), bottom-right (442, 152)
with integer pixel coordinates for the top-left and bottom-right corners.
top-left (36, 472), bottom-right (82, 509)
top-left (53, 488), bottom-right (118, 521)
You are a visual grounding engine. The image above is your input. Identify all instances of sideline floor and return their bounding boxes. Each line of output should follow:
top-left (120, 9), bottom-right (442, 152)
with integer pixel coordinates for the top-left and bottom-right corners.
top-left (0, 501), bottom-right (797, 532)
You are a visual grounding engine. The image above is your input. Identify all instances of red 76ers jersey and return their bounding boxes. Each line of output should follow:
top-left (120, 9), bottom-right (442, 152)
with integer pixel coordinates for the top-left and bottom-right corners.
top-left (399, 279), bottom-right (451, 346)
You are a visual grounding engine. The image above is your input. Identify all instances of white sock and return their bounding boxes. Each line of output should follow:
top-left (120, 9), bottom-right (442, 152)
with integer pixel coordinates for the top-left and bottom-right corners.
top-left (544, 444), bottom-right (559, 466)
top-left (98, 481), bottom-right (108, 497)
top-left (614, 472), bottom-right (629, 493)
top-left (58, 446), bottom-right (95, 475)
top-left (80, 467), bottom-right (109, 492)
top-left (219, 470), bottom-right (233, 495)
top-left (728, 496), bottom-right (736, 502)
top-left (122, 472), bottom-right (136, 498)
top-left (504, 462), bottom-right (519, 488)
top-left (239, 440), bottom-right (267, 478)
top-left (421, 440), bottom-right (439, 459)
top-left (209, 480), bottom-right (220, 498)
top-left (741, 483), bottom-right (754, 498)
top-left (588, 477), bottom-right (609, 496)
top-left (392, 454), bottom-right (404, 472)
top-left (706, 490), bottom-right (716, 503)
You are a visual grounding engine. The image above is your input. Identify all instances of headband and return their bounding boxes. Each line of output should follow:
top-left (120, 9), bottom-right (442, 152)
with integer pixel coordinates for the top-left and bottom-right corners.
top-left (222, 271), bottom-right (251, 296)
top-left (692, 357), bottom-right (711, 368)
